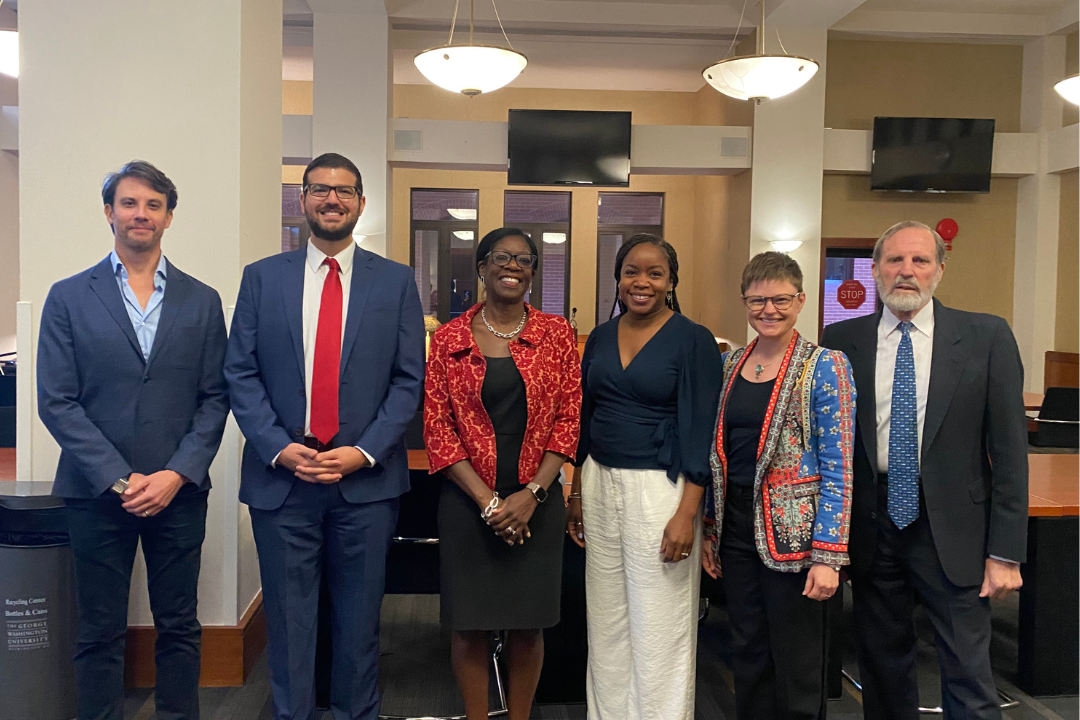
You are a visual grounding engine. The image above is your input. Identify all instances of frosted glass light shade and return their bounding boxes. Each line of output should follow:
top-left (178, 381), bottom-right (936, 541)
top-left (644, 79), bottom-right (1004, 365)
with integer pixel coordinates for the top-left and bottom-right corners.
top-left (769, 239), bottom-right (803, 253)
top-left (542, 232), bottom-right (566, 244)
top-left (447, 208), bottom-right (477, 220)
top-left (0, 30), bottom-right (17, 79)
top-left (1055, 75), bottom-right (1080, 106)
top-left (703, 54), bottom-right (818, 101)
top-left (414, 45), bottom-right (527, 96)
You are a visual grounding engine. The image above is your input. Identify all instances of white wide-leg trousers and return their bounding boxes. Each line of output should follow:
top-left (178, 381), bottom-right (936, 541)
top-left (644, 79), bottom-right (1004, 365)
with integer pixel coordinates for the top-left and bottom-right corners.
top-left (581, 457), bottom-right (702, 720)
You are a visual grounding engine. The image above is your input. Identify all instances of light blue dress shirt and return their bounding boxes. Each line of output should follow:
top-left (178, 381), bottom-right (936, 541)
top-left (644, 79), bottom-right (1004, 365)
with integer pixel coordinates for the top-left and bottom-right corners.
top-left (110, 250), bottom-right (167, 361)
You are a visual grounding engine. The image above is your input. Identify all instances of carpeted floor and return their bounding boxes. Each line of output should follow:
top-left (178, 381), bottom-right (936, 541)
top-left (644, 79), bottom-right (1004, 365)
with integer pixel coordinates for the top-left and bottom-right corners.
top-left (121, 591), bottom-right (1079, 720)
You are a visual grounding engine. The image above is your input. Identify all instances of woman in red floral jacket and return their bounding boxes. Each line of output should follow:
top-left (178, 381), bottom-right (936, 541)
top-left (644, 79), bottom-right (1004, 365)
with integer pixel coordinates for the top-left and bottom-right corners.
top-left (424, 227), bottom-right (582, 720)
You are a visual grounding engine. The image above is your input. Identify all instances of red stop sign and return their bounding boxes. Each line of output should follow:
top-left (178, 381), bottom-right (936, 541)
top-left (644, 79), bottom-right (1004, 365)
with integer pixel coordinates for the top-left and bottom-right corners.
top-left (837, 279), bottom-right (866, 310)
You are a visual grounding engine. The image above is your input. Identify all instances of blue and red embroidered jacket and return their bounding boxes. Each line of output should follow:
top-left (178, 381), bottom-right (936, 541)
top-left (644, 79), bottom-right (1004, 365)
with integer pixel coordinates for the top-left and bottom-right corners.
top-left (706, 331), bottom-right (856, 572)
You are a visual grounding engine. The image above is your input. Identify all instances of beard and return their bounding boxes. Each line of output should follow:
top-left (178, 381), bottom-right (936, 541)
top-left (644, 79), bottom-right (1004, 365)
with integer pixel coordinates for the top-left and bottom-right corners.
top-left (877, 271), bottom-right (940, 314)
top-left (306, 207), bottom-right (359, 242)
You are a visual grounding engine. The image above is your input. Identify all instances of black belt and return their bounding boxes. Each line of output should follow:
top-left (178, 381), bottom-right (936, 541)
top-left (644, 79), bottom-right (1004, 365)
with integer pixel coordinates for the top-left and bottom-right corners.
top-left (303, 437), bottom-right (335, 452)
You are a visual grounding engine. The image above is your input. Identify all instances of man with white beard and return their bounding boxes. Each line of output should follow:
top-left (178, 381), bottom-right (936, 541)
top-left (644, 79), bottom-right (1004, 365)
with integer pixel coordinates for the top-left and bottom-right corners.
top-left (820, 220), bottom-right (1028, 720)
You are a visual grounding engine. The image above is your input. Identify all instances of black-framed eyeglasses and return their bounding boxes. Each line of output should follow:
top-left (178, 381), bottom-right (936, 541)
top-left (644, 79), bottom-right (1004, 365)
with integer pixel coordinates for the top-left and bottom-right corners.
top-left (742, 293), bottom-right (801, 311)
top-left (304, 184), bottom-right (360, 200)
top-left (487, 251), bottom-right (537, 269)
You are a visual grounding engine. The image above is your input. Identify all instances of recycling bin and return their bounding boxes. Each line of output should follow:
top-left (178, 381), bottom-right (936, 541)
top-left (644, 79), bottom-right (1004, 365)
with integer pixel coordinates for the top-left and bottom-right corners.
top-left (0, 495), bottom-right (78, 720)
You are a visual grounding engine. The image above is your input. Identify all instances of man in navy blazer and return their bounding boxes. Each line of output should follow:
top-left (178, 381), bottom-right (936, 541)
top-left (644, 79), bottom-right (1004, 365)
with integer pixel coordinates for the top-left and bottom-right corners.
top-left (225, 153), bottom-right (425, 720)
top-left (38, 161), bottom-right (229, 720)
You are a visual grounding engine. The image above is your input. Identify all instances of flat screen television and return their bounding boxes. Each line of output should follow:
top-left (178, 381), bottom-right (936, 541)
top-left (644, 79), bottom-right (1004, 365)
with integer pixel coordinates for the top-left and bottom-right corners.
top-left (871, 117), bottom-right (995, 193)
top-left (507, 110), bottom-right (632, 186)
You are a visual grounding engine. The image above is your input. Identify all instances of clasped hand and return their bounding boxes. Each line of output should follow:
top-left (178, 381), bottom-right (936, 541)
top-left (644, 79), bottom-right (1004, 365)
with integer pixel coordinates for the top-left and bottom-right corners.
top-left (278, 443), bottom-right (369, 484)
top-left (122, 470), bottom-right (185, 517)
top-left (485, 490), bottom-right (537, 546)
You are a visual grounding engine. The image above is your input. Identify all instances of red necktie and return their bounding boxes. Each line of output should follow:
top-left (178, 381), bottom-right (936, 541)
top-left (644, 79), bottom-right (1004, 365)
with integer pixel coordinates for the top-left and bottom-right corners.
top-left (311, 257), bottom-right (342, 445)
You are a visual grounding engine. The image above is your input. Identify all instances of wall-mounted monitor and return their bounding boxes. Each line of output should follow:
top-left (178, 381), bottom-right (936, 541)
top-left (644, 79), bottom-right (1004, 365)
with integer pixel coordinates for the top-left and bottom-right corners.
top-left (871, 117), bottom-right (995, 193)
top-left (507, 110), bottom-right (632, 186)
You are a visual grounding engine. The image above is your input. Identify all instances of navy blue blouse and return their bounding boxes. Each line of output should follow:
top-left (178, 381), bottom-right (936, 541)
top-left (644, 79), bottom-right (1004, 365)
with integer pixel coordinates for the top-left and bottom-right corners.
top-left (575, 312), bottom-right (723, 486)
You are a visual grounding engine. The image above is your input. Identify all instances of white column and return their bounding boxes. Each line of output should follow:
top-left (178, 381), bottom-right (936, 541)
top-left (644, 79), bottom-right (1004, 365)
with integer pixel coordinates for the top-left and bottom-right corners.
top-left (18, 0), bottom-right (282, 626)
top-left (1013, 36), bottom-right (1065, 392)
top-left (0, 3), bottom-right (17, 355)
top-left (748, 29), bottom-right (828, 341)
top-left (310, 0), bottom-right (391, 258)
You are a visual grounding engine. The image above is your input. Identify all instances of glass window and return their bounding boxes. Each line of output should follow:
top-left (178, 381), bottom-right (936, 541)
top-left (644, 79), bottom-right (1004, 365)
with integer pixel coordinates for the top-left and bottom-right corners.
top-left (281, 184), bottom-right (309, 253)
top-left (410, 189), bottom-right (480, 323)
top-left (504, 191), bottom-right (572, 318)
top-left (822, 248), bottom-right (878, 329)
top-left (595, 193), bottom-right (664, 324)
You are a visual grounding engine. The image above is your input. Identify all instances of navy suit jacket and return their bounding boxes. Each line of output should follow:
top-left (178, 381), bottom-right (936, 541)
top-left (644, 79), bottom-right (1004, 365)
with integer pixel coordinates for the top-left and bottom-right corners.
top-left (38, 256), bottom-right (230, 499)
top-left (225, 245), bottom-right (425, 511)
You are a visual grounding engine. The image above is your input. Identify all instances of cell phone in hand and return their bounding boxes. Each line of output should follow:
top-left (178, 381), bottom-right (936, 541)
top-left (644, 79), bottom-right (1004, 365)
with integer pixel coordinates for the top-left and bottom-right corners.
top-left (111, 477), bottom-right (130, 495)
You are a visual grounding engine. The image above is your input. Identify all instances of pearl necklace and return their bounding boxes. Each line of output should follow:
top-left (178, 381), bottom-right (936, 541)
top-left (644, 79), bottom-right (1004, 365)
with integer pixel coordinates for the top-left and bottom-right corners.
top-left (482, 306), bottom-right (528, 339)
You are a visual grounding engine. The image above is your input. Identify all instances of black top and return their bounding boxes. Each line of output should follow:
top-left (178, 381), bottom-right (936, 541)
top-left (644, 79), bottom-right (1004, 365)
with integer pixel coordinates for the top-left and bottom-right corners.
top-left (576, 312), bottom-right (723, 486)
top-left (723, 374), bottom-right (776, 488)
top-left (481, 356), bottom-right (528, 491)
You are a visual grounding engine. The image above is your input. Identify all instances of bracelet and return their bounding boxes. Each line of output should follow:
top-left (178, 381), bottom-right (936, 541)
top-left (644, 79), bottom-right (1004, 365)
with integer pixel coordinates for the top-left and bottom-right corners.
top-left (480, 492), bottom-right (500, 520)
top-left (568, 493), bottom-right (582, 500)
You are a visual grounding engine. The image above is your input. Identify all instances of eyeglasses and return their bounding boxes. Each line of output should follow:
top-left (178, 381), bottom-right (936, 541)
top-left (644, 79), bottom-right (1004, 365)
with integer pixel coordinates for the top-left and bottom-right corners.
top-left (742, 294), bottom-right (801, 311)
top-left (487, 251), bottom-right (537, 269)
top-left (304, 184), bottom-right (360, 200)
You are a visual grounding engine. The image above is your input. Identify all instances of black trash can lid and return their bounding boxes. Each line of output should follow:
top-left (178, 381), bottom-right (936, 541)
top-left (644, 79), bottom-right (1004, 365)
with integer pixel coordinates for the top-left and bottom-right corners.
top-left (0, 495), bottom-right (67, 511)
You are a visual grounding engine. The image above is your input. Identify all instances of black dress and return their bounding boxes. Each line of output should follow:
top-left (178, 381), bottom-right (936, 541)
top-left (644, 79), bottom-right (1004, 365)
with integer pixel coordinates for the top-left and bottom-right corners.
top-left (438, 356), bottom-right (566, 631)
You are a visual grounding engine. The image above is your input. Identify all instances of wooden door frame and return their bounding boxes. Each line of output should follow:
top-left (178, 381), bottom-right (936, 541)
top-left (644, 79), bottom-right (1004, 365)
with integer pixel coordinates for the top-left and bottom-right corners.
top-left (819, 237), bottom-right (877, 336)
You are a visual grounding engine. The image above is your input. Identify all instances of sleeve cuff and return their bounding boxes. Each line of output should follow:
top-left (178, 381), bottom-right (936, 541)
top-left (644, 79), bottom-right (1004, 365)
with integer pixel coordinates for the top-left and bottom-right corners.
top-left (270, 450), bottom-right (281, 469)
top-left (989, 555), bottom-right (1020, 565)
top-left (355, 446), bottom-right (376, 467)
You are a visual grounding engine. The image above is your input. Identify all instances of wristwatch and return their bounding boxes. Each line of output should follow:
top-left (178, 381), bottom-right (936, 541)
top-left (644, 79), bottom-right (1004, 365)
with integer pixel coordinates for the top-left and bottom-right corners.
top-left (526, 482), bottom-right (548, 503)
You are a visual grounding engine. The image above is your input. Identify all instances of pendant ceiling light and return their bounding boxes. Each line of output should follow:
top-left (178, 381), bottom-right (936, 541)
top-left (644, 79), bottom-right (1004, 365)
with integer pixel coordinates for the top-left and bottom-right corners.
top-left (414, 0), bottom-right (527, 97)
top-left (702, 1), bottom-right (818, 103)
top-left (1054, 75), bottom-right (1080, 106)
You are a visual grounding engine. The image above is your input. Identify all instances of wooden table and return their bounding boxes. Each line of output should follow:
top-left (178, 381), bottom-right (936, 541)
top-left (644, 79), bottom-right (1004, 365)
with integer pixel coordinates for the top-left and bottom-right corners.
top-left (1019, 453), bottom-right (1078, 695)
top-left (827, 453), bottom-right (1079, 699)
top-left (1024, 392), bottom-right (1045, 411)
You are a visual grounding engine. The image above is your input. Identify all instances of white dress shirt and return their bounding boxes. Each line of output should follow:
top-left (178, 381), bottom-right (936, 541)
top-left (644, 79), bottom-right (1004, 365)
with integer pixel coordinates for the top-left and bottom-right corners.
top-left (875, 302), bottom-right (934, 474)
top-left (273, 241), bottom-right (373, 467)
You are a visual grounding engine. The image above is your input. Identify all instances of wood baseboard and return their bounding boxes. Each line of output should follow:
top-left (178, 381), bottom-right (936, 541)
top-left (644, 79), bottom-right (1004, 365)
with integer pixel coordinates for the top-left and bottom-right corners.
top-left (124, 591), bottom-right (266, 688)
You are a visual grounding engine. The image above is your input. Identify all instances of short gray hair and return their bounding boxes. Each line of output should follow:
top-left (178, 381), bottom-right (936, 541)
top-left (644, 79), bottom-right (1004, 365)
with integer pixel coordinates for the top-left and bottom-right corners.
top-left (873, 221), bottom-right (947, 265)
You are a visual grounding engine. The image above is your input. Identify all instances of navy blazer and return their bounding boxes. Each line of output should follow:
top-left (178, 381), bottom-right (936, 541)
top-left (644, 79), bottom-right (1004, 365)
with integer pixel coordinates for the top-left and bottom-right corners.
top-left (225, 245), bottom-right (425, 511)
top-left (38, 256), bottom-right (230, 499)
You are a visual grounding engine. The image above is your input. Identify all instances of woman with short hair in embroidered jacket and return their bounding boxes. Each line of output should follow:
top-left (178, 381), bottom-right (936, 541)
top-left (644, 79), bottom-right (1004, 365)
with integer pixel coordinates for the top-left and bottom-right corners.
top-left (703, 251), bottom-right (856, 720)
top-left (424, 227), bottom-right (582, 720)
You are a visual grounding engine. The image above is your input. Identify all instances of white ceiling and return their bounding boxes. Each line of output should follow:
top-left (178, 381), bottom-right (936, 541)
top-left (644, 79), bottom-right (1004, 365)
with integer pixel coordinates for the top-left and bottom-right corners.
top-left (279, 0), bottom-right (1078, 90)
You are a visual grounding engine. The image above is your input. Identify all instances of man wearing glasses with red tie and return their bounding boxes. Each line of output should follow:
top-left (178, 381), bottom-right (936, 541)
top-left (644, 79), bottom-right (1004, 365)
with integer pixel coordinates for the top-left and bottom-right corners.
top-left (225, 153), bottom-right (425, 720)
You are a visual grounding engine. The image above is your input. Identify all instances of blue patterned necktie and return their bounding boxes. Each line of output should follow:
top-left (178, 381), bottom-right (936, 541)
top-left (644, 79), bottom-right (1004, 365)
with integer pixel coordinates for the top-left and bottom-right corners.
top-left (887, 321), bottom-right (919, 529)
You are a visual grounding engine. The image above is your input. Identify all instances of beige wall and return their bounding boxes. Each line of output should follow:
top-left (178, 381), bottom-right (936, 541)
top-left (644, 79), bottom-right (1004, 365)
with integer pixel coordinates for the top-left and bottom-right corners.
top-left (822, 38), bottom-right (1024, 324)
top-left (822, 176), bottom-right (1018, 323)
top-left (1056, 169), bottom-right (1078, 353)
top-left (1065, 31), bottom-right (1078, 128)
top-left (0, 24), bottom-right (17, 354)
top-left (283, 79), bottom-right (313, 114)
top-left (825, 39), bottom-right (1023, 132)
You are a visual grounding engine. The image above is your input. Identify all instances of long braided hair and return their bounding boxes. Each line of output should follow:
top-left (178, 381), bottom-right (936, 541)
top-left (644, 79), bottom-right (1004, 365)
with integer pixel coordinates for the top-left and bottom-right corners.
top-left (610, 233), bottom-right (682, 319)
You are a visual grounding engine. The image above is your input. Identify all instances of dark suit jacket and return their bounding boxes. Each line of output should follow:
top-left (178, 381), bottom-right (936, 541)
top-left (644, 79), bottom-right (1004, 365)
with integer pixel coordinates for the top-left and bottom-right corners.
top-left (38, 256), bottom-right (230, 499)
top-left (819, 298), bottom-right (1028, 587)
top-left (225, 246), bottom-right (425, 512)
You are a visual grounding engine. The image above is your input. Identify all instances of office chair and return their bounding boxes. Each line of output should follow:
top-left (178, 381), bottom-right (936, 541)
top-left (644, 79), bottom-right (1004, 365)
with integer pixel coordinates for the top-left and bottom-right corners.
top-left (1030, 387), bottom-right (1079, 449)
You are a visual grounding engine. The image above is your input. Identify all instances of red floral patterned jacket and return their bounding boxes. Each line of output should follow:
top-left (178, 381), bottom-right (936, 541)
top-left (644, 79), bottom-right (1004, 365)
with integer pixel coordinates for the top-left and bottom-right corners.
top-left (424, 304), bottom-right (582, 489)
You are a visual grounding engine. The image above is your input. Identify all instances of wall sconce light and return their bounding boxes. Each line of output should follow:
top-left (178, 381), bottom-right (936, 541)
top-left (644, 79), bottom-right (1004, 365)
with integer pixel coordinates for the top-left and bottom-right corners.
top-left (769, 239), bottom-right (803, 253)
